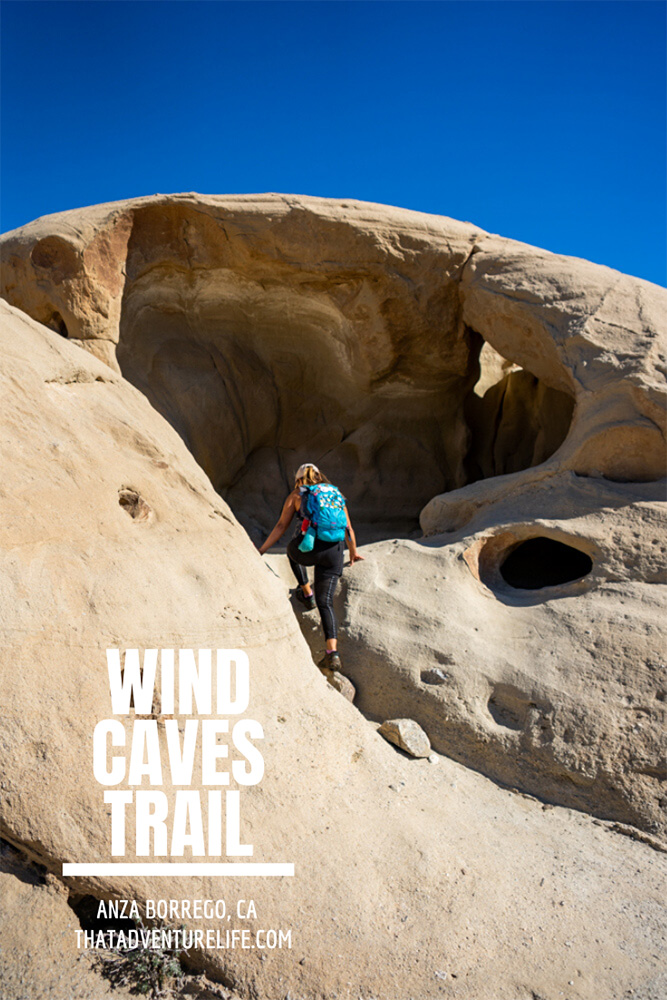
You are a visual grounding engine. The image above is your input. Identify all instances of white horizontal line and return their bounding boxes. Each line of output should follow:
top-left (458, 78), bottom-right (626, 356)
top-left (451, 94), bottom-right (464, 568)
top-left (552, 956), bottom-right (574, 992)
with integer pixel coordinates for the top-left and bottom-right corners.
top-left (62, 863), bottom-right (294, 877)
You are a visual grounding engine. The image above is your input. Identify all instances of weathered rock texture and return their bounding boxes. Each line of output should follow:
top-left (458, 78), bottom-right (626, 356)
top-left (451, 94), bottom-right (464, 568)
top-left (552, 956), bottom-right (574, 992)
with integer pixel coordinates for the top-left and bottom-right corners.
top-left (0, 842), bottom-right (137, 1000)
top-left (8, 192), bottom-right (661, 541)
top-left (0, 839), bottom-right (245, 1000)
top-left (1, 193), bottom-right (667, 999)
top-left (1, 299), bottom-right (666, 1000)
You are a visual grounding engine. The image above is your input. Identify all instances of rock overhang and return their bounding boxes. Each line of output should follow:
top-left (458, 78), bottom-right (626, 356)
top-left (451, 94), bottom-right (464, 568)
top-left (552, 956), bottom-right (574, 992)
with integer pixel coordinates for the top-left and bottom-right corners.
top-left (7, 191), bottom-right (660, 542)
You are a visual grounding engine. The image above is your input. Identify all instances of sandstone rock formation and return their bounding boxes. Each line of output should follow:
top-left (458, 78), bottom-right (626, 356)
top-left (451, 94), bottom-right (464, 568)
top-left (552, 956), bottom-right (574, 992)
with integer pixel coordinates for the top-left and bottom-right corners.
top-left (1, 193), bottom-right (667, 999)
top-left (7, 191), bottom-right (656, 542)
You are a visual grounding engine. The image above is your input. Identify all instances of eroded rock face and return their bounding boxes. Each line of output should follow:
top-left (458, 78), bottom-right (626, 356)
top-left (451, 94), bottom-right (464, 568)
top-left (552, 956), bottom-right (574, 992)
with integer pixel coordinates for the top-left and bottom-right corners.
top-left (339, 477), bottom-right (666, 835)
top-left (4, 192), bottom-right (641, 541)
top-left (3, 194), bottom-right (664, 829)
top-left (1, 300), bottom-right (666, 1000)
top-left (0, 842), bottom-right (139, 1000)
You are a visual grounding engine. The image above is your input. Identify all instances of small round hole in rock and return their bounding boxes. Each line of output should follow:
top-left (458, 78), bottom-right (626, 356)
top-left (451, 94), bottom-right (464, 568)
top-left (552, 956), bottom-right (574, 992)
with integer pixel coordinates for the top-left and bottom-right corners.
top-left (118, 488), bottom-right (152, 521)
top-left (421, 668), bottom-right (449, 685)
top-left (500, 537), bottom-right (592, 590)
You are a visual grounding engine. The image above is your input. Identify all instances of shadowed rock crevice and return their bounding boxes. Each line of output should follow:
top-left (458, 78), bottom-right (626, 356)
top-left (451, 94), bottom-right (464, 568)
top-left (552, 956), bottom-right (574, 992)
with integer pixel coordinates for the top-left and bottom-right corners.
top-left (67, 893), bottom-right (237, 994)
top-left (46, 309), bottom-right (69, 338)
top-left (464, 333), bottom-right (575, 483)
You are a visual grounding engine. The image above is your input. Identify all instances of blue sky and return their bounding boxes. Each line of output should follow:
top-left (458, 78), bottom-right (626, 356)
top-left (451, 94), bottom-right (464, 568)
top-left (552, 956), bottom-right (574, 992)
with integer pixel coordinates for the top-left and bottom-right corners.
top-left (2, 0), bottom-right (665, 285)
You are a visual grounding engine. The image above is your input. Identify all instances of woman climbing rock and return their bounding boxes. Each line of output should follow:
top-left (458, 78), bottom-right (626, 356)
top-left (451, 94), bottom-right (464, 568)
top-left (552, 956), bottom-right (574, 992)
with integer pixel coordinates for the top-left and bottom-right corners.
top-left (258, 463), bottom-right (364, 671)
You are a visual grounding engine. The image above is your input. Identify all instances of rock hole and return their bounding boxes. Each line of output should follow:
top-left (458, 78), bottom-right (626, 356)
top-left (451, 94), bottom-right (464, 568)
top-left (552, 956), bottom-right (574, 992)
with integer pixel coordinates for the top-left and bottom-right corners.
top-left (421, 668), bottom-right (449, 685)
top-left (118, 488), bottom-right (152, 521)
top-left (487, 684), bottom-right (533, 730)
top-left (47, 310), bottom-right (69, 338)
top-left (500, 537), bottom-right (593, 590)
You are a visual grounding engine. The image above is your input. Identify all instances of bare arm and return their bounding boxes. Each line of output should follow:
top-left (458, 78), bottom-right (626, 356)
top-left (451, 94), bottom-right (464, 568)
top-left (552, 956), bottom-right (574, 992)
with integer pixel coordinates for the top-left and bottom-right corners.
top-left (345, 507), bottom-right (364, 564)
top-left (258, 492), bottom-right (299, 555)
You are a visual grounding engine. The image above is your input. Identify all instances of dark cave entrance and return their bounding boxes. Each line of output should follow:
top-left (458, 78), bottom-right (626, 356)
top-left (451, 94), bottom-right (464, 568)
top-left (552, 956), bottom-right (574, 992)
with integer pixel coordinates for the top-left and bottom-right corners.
top-left (47, 310), bottom-right (69, 338)
top-left (499, 537), bottom-right (593, 590)
top-left (463, 334), bottom-right (575, 485)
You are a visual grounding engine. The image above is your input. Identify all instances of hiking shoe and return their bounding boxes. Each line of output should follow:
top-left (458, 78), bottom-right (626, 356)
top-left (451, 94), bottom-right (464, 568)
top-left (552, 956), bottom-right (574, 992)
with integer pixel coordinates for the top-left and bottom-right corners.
top-left (319, 652), bottom-right (342, 672)
top-left (295, 589), bottom-right (316, 611)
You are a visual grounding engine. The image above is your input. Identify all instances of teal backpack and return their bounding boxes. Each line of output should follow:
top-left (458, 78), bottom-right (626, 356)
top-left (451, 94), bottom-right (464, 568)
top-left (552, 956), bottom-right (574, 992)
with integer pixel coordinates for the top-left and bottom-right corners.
top-left (298, 484), bottom-right (347, 552)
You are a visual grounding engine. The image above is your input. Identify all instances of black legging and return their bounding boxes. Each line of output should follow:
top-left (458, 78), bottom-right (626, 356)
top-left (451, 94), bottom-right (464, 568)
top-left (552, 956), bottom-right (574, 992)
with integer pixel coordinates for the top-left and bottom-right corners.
top-left (287, 532), bottom-right (345, 641)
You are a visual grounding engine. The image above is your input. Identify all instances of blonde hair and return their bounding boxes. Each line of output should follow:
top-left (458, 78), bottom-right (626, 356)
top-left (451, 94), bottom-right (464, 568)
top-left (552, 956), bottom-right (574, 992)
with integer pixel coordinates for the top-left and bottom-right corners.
top-left (294, 463), bottom-right (329, 488)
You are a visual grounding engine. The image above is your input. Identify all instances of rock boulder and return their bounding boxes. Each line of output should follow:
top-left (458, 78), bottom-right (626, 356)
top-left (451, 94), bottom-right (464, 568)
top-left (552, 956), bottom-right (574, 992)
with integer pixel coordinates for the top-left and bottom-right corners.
top-left (379, 719), bottom-right (431, 758)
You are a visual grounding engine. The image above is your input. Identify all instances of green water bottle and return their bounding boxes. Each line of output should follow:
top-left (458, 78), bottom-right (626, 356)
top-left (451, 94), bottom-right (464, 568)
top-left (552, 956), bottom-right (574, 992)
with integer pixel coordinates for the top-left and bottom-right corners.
top-left (298, 525), bottom-right (316, 553)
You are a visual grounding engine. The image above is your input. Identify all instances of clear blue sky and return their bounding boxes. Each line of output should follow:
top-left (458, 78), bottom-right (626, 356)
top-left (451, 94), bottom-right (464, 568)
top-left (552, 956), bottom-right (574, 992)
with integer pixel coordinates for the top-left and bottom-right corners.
top-left (2, 0), bottom-right (665, 285)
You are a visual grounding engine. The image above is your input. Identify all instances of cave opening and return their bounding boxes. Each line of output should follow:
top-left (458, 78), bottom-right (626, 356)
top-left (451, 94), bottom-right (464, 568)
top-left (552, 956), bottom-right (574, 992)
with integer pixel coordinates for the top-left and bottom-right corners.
top-left (115, 208), bottom-right (576, 542)
top-left (47, 311), bottom-right (69, 338)
top-left (116, 308), bottom-right (575, 543)
top-left (499, 537), bottom-right (593, 590)
top-left (116, 305), bottom-right (577, 543)
top-left (463, 336), bottom-right (575, 484)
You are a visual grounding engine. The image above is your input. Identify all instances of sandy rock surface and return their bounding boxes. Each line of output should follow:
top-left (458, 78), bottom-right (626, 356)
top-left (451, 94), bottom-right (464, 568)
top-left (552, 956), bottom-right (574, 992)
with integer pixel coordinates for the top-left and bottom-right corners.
top-left (1, 192), bottom-right (667, 999)
top-left (339, 495), bottom-right (667, 836)
top-left (0, 299), bottom-right (665, 1000)
top-left (0, 842), bottom-right (135, 1000)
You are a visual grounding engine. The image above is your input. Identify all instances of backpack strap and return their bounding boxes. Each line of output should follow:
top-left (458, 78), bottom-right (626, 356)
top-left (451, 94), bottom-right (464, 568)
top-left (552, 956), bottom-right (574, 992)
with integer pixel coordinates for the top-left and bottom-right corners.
top-left (299, 484), bottom-right (315, 532)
